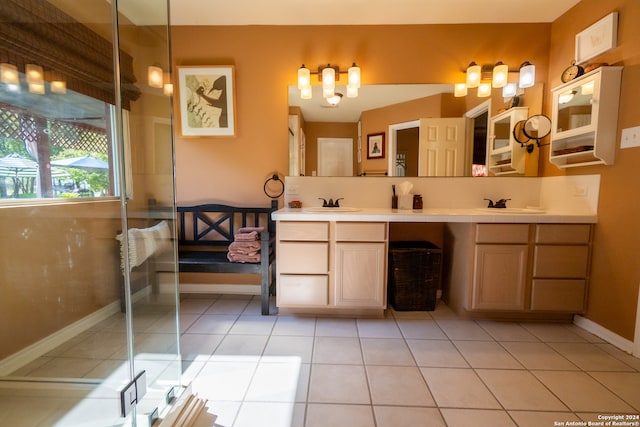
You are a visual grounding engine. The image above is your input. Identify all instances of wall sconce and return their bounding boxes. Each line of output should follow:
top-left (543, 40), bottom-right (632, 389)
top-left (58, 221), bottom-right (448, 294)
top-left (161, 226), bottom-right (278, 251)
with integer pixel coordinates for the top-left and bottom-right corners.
top-left (46, 70), bottom-right (67, 94)
top-left (26, 64), bottom-right (44, 94)
top-left (297, 63), bottom-right (361, 100)
top-left (147, 65), bottom-right (164, 88)
top-left (162, 72), bottom-right (173, 96)
top-left (558, 90), bottom-right (577, 104)
top-left (456, 60), bottom-right (536, 98)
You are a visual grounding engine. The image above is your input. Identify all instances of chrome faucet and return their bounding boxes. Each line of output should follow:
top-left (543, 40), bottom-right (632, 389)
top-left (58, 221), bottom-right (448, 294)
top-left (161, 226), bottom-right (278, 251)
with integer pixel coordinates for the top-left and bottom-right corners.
top-left (318, 197), bottom-right (344, 207)
top-left (484, 198), bottom-right (511, 208)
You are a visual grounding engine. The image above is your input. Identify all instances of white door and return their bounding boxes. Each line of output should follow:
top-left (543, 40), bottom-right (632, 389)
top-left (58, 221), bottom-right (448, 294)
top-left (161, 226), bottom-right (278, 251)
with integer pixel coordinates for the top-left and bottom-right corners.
top-left (317, 138), bottom-right (353, 176)
top-left (418, 118), bottom-right (466, 176)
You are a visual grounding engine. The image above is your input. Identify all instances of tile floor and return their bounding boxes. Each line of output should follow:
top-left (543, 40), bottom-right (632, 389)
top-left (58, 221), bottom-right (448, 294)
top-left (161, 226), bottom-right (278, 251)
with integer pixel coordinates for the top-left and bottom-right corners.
top-left (2, 294), bottom-right (640, 427)
top-left (178, 295), bottom-right (640, 427)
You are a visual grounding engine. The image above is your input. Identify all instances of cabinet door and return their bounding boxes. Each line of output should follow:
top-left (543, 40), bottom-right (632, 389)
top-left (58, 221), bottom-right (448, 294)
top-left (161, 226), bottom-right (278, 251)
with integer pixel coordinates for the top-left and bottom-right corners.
top-left (334, 242), bottom-right (386, 307)
top-left (472, 244), bottom-right (528, 310)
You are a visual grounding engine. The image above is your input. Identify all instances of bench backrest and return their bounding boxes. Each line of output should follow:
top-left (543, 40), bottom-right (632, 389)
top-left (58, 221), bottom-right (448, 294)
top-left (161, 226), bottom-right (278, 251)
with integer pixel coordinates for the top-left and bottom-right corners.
top-left (177, 200), bottom-right (277, 247)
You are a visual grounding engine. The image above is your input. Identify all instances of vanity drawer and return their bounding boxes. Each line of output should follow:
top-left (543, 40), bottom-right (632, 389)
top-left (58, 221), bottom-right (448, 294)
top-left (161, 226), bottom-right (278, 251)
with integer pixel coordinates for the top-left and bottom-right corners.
top-left (530, 279), bottom-right (586, 312)
top-left (533, 245), bottom-right (589, 278)
top-left (475, 224), bottom-right (530, 244)
top-left (278, 275), bottom-right (328, 306)
top-left (278, 221), bottom-right (329, 241)
top-left (535, 224), bottom-right (591, 244)
top-left (278, 242), bottom-right (328, 274)
top-left (335, 222), bottom-right (387, 242)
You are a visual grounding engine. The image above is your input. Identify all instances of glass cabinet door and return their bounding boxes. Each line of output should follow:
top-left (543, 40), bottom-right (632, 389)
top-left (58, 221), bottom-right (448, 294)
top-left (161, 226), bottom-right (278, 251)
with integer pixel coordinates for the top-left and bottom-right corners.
top-left (553, 75), bottom-right (599, 136)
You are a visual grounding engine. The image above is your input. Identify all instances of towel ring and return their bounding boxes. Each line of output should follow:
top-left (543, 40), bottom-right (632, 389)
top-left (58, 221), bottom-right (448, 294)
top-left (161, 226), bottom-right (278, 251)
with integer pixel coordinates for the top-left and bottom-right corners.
top-left (263, 174), bottom-right (284, 199)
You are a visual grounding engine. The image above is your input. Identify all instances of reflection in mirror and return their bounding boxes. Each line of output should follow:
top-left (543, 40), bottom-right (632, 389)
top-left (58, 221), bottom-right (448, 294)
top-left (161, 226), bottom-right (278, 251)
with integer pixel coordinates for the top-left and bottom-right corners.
top-left (288, 84), bottom-right (471, 177)
top-left (555, 78), bottom-right (594, 133)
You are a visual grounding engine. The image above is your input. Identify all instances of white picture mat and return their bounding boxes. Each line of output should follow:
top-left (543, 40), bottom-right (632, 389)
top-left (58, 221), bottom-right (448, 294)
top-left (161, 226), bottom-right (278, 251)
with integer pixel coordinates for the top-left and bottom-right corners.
top-left (575, 12), bottom-right (618, 64)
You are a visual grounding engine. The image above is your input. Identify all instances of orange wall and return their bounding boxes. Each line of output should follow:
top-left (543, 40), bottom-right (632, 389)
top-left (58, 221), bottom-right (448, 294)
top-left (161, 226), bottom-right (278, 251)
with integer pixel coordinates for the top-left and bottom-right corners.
top-left (304, 121), bottom-right (359, 175)
top-left (548, 0), bottom-right (640, 340)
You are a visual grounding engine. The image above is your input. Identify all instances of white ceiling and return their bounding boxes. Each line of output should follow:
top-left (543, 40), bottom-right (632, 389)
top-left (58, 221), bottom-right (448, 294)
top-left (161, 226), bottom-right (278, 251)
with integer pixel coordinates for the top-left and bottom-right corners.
top-left (168, 0), bottom-right (582, 26)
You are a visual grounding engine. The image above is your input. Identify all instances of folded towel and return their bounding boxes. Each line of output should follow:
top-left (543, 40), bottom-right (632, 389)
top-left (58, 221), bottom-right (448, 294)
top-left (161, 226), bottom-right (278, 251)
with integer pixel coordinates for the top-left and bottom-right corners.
top-left (233, 226), bottom-right (264, 241)
top-left (116, 221), bottom-right (172, 272)
top-left (227, 252), bottom-right (261, 263)
top-left (229, 241), bottom-right (260, 254)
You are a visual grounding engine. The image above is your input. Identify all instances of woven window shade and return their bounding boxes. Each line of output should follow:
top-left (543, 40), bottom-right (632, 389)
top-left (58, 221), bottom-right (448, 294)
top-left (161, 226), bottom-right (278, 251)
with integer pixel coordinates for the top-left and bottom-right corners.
top-left (0, 0), bottom-right (140, 109)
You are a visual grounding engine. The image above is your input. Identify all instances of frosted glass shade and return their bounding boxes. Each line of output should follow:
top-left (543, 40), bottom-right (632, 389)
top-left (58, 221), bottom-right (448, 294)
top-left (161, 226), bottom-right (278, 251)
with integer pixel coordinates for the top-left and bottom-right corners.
top-left (297, 65), bottom-right (310, 90)
top-left (454, 83), bottom-right (467, 97)
top-left (492, 62), bottom-right (509, 88)
top-left (348, 63), bottom-right (360, 89)
top-left (477, 82), bottom-right (491, 97)
top-left (466, 62), bottom-right (481, 88)
top-left (519, 61), bottom-right (535, 88)
top-left (0, 63), bottom-right (19, 85)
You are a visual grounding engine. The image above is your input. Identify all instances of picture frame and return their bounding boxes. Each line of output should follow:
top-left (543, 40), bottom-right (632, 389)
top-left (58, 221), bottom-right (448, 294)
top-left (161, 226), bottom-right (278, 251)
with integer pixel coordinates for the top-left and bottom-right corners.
top-left (176, 65), bottom-right (237, 137)
top-left (367, 132), bottom-right (385, 159)
top-left (575, 12), bottom-right (618, 65)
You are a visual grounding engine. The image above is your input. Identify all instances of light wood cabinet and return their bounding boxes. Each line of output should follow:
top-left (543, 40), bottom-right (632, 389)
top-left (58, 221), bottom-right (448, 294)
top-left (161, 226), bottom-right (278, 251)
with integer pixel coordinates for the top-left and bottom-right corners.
top-left (444, 222), bottom-right (593, 318)
top-left (530, 224), bottom-right (591, 312)
top-left (276, 220), bottom-right (388, 312)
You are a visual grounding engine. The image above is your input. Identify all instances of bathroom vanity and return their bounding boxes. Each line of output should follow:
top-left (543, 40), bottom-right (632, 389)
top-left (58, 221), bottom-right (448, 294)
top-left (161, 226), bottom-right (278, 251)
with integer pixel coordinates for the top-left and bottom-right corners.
top-left (273, 205), bottom-right (596, 319)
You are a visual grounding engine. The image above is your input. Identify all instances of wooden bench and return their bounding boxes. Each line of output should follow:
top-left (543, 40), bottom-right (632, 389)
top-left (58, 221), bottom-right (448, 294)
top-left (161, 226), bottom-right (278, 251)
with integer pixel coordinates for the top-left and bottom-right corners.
top-left (174, 200), bottom-right (278, 315)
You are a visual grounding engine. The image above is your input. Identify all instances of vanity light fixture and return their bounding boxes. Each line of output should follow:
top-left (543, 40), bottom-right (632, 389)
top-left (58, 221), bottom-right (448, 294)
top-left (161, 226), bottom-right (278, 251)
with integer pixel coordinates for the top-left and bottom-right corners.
top-left (458, 60), bottom-right (536, 97)
top-left (296, 63), bottom-right (361, 100)
top-left (163, 72), bottom-right (173, 96)
top-left (147, 65), bottom-right (164, 89)
top-left (26, 64), bottom-right (44, 94)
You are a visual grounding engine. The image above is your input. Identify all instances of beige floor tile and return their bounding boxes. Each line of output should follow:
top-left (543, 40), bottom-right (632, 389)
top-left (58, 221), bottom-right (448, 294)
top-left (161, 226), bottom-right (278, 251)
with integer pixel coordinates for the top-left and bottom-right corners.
top-left (179, 333), bottom-right (224, 361)
top-left (420, 367), bottom-right (501, 409)
top-left (211, 334), bottom-right (268, 361)
top-left (548, 342), bottom-right (637, 371)
top-left (596, 344), bottom-right (640, 371)
top-left (440, 408), bottom-right (516, 427)
top-left (390, 309), bottom-right (432, 320)
top-left (520, 323), bottom-right (587, 342)
top-left (407, 339), bottom-right (469, 368)
top-left (263, 335), bottom-right (314, 364)
top-left (315, 318), bottom-right (359, 337)
top-left (533, 370), bottom-right (636, 413)
top-left (476, 321), bottom-right (540, 342)
top-left (305, 403), bottom-right (375, 427)
top-left (191, 361), bottom-right (258, 401)
top-left (508, 410), bottom-right (581, 427)
top-left (228, 315), bottom-right (276, 335)
top-left (476, 369), bottom-right (568, 411)
top-left (308, 364), bottom-right (371, 404)
top-left (453, 340), bottom-right (523, 369)
top-left (26, 357), bottom-right (103, 378)
top-left (178, 298), bottom-right (216, 314)
top-left (501, 341), bottom-right (579, 370)
top-left (435, 319), bottom-right (493, 341)
top-left (313, 336), bottom-right (363, 364)
top-left (367, 366), bottom-right (434, 406)
top-left (361, 338), bottom-right (415, 366)
top-left (178, 313), bottom-right (201, 333)
top-left (429, 300), bottom-right (461, 319)
top-left (60, 331), bottom-right (126, 359)
top-left (205, 298), bottom-right (250, 315)
top-left (271, 316), bottom-right (316, 336)
top-left (374, 406), bottom-right (446, 427)
top-left (589, 371), bottom-right (640, 411)
top-left (186, 314), bottom-right (238, 335)
top-left (396, 318), bottom-right (448, 339)
top-left (244, 361), bottom-right (307, 402)
top-left (356, 318), bottom-right (403, 338)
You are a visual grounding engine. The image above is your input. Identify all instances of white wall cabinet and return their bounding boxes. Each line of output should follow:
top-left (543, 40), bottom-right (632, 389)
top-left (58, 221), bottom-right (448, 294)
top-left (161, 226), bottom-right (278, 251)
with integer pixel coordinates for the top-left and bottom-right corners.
top-left (550, 66), bottom-right (623, 169)
top-left (487, 107), bottom-right (528, 175)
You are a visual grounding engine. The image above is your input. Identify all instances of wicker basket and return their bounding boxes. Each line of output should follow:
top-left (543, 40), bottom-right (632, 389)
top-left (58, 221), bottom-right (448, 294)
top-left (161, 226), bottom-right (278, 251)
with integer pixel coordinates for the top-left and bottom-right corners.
top-left (388, 241), bottom-right (442, 311)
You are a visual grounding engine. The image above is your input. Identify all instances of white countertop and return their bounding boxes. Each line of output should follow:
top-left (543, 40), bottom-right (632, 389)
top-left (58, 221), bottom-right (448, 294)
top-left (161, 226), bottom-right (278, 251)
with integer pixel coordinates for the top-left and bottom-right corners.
top-left (272, 207), bottom-right (597, 223)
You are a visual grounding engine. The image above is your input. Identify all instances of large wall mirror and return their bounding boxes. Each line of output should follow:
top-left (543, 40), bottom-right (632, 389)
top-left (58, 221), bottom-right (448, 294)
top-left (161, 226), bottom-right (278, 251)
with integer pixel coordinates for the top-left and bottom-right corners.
top-left (288, 83), bottom-right (542, 177)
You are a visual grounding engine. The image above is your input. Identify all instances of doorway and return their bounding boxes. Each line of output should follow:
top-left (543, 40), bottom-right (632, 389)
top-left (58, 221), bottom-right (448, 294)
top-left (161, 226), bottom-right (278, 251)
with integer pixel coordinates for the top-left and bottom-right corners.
top-left (465, 100), bottom-right (491, 176)
top-left (317, 137), bottom-right (354, 176)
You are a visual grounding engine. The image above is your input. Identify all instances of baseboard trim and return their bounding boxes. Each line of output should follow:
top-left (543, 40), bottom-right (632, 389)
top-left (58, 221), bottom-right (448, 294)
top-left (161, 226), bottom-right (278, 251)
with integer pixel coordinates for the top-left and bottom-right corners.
top-left (159, 282), bottom-right (260, 295)
top-left (574, 315), bottom-right (635, 354)
top-left (0, 286), bottom-right (150, 377)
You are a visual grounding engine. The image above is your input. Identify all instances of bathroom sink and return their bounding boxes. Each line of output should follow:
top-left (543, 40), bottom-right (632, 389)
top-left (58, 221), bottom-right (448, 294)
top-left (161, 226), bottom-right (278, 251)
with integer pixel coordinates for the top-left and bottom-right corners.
top-left (303, 207), bottom-right (361, 213)
top-left (474, 207), bottom-right (545, 214)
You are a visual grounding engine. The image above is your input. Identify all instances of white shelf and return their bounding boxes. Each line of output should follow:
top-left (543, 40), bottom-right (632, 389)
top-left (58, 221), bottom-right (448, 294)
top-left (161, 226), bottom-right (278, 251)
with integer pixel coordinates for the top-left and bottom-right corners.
top-left (487, 107), bottom-right (528, 175)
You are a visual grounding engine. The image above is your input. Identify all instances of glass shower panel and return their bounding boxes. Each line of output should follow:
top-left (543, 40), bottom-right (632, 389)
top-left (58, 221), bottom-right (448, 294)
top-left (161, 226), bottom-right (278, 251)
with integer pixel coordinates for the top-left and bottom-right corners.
top-left (0, 0), bottom-right (179, 425)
